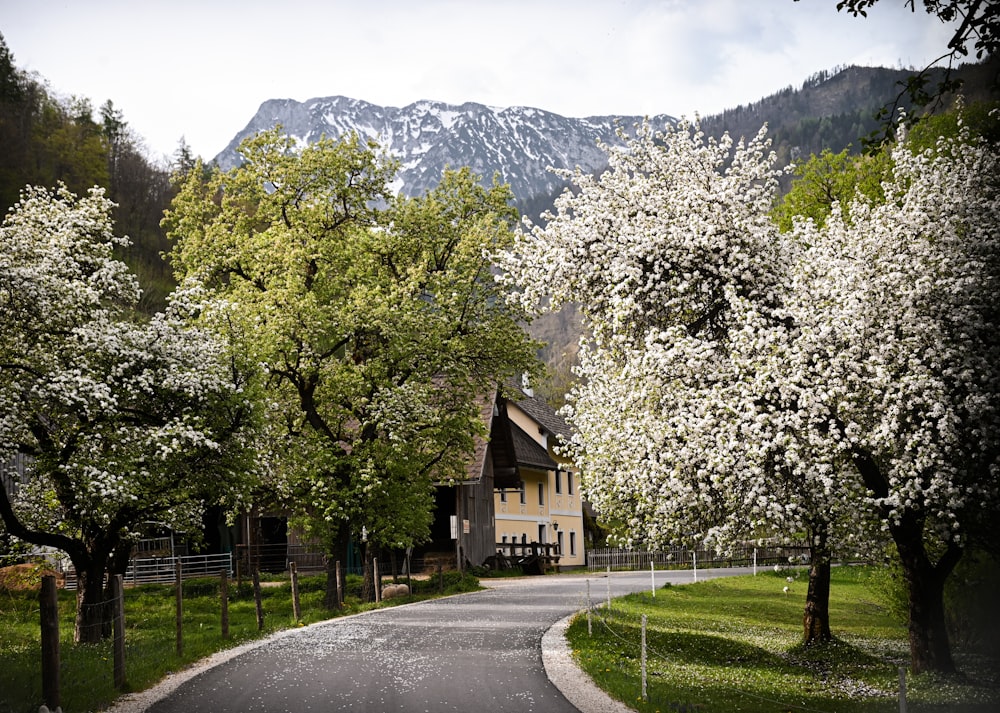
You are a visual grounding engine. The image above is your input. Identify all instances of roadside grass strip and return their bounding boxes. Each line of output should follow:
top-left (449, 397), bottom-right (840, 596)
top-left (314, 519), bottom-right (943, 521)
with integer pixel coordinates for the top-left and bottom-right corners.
top-left (566, 567), bottom-right (999, 713)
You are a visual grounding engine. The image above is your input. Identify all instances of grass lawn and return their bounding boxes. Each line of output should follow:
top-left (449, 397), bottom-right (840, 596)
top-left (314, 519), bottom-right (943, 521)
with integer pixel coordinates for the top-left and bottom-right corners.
top-left (0, 568), bottom-right (479, 713)
top-left (566, 567), bottom-right (1000, 713)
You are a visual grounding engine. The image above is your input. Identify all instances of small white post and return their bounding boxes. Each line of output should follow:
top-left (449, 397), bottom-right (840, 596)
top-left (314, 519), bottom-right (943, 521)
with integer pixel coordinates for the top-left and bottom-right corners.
top-left (753, 547), bottom-right (758, 576)
top-left (641, 614), bottom-right (648, 701)
top-left (607, 566), bottom-right (612, 610)
top-left (587, 580), bottom-right (592, 636)
top-left (899, 667), bottom-right (907, 713)
top-left (650, 561), bottom-right (656, 597)
top-left (693, 550), bottom-right (698, 582)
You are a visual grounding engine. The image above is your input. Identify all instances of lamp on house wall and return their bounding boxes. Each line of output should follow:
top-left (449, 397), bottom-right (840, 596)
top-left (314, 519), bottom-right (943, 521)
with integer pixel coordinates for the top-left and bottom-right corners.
top-left (552, 521), bottom-right (559, 532)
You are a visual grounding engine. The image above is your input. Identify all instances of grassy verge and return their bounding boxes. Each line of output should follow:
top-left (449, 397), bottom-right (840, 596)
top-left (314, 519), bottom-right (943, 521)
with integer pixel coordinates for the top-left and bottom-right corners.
top-left (566, 567), bottom-right (999, 713)
top-left (0, 569), bottom-right (479, 713)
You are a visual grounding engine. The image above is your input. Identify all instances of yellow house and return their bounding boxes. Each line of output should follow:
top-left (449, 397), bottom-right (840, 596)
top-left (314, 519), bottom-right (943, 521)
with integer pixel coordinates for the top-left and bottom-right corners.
top-left (494, 384), bottom-right (585, 568)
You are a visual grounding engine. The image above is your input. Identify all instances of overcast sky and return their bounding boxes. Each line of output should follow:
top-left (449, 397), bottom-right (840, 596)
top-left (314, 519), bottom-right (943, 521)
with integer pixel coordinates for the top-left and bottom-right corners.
top-left (3, 0), bottom-right (960, 163)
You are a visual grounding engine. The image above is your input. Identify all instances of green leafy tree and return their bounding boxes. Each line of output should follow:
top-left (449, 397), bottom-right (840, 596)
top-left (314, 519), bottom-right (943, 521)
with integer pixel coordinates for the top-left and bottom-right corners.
top-left (0, 185), bottom-right (260, 643)
top-left (164, 129), bottom-right (538, 603)
top-left (772, 147), bottom-right (891, 232)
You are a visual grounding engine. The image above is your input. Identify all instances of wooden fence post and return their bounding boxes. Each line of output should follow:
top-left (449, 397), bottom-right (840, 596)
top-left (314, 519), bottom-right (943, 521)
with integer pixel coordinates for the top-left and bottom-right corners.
top-left (290, 561), bottom-right (301, 621)
top-left (40, 575), bottom-right (60, 710)
top-left (438, 563), bottom-right (444, 594)
top-left (373, 558), bottom-right (381, 603)
top-left (335, 560), bottom-right (344, 608)
top-left (252, 568), bottom-right (264, 631)
top-left (175, 561), bottom-right (183, 657)
top-left (112, 574), bottom-right (126, 689)
top-left (220, 570), bottom-right (229, 639)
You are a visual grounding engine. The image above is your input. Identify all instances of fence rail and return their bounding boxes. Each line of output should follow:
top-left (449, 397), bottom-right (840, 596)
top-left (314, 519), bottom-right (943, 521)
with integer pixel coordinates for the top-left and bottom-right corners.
top-left (237, 543), bottom-right (328, 575)
top-left (62, 544), bottom-right (448, 589)
top-left (64, 552), bottom-right (234, 589)
top-left (586, 544), bottom-right (811, 572)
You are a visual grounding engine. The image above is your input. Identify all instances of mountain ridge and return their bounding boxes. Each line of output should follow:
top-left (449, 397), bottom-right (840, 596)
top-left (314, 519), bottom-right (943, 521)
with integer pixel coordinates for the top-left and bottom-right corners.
top-left (214, 96), bottom-right (674, 205)
top-left (215, 59), bottom-right (998, 210)
top-left (213, 59), bottom-right (998, 402)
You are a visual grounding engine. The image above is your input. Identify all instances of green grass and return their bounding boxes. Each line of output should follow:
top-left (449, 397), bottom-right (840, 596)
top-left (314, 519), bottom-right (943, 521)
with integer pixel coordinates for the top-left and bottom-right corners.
top-left (567, 567), bottom-right (1000, 713)
top-left (0, 570), bottom-right (480, 713)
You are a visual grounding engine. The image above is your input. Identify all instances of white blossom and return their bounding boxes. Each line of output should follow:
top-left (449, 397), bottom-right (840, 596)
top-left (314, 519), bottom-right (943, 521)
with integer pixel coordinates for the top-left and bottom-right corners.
top-left (497, 116), bottom-right (998, 559)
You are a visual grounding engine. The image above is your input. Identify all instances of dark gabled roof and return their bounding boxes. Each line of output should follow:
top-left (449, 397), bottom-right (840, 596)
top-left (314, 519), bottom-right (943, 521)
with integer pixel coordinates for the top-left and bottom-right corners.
top-left (510, 422), bottom-right (559, 471)
top-left (463, 393), bottom-right (495, 485)
top-left (506, 384), bottom-right (573, 442)
top-left (463, 391), bottom-right (521, 489)
top-left (490, 397), bottom-right (521, 489)
top-left (462, 385), bottom-right (570, 488)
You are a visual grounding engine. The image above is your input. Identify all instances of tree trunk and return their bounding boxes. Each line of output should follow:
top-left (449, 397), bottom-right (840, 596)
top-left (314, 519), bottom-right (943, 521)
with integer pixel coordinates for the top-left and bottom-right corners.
top-left (74, 557), bottom-right (110, 644)
top-left (850, 446), bottom-right (962, 673)
top-left (891, 514), bottom-right (960, 674)
top-left (361, 543), bottom-right (375, 603)
top-left (802, 522), bottom-right (832, 646)
top-left (0, 485), bottom-right (112, 642)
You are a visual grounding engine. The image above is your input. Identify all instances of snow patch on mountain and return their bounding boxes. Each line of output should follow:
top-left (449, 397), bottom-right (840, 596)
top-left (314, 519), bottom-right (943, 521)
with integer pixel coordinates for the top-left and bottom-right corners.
top-left (214, 96), bottom-right (674, 206)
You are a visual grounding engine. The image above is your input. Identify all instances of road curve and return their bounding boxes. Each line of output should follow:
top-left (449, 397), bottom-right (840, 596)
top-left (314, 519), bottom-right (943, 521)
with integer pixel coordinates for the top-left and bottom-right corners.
top-left (108, 568), bottom-right (751, 713)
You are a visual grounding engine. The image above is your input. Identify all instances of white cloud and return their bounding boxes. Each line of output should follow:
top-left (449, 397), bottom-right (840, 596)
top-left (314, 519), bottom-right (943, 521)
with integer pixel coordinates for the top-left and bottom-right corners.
top-left (1, 0), bottom-right (962, 162)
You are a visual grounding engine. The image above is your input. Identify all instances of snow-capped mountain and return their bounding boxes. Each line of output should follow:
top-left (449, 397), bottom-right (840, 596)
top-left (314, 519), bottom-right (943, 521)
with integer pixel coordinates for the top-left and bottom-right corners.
top-left (214, 96), bottom-right (674, 206)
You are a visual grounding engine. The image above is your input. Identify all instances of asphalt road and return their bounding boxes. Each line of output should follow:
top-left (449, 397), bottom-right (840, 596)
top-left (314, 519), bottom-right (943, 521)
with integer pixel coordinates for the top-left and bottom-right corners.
top-left (116, 567), bottom-right (751, 713)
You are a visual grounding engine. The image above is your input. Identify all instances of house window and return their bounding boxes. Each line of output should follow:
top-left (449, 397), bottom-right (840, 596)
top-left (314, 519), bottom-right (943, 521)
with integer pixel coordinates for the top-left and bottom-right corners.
top-left (555, 470), bottom-right (562, 494)
top-left (570, 531), bottom-right (577, 556)
top-left (499, 489), bottom-right (507, 503)
top-left (538, 523), bottom-right (546, 543)
top-left (567, 471), bottom-right (574, 496)
top-left (519, 484), bottom-right (526, 505)
top-left (538, 482), bottom-right (545, 506)
top-left (557, 531), bottom-right (564, 555)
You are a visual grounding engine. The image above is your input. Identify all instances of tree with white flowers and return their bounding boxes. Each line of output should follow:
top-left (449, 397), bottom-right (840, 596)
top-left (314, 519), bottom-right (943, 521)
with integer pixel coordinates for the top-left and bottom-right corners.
top-left (0, 185), bottom-right (259, 643)
top-left (498, 113), bottom-right (999, 671)
top-left (783, 117), bottom-right (1000, 672)
top-left (498, 119), bottom-right (863, 645)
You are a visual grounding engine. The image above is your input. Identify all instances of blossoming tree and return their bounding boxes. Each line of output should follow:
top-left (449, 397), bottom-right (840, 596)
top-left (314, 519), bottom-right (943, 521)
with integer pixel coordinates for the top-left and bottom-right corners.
top-left (0, 185), bottom-right (259, 642)
top-left (164, 130), bottom-right (537, 603)
top-left (784, 120), bottom-right (1000, 672)
top-left (497, 119), bottom-right (868, 645)
top-left (498, 115), bottom-right (999, 671)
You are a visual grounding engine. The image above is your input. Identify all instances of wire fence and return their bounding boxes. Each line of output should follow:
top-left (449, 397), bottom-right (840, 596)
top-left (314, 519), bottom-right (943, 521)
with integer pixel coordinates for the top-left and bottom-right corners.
top-left (586, 544), bottom-right (812, 572)
top-left (18, 556), bottom-right (463, 712)
top-left (577, 590), bottom-right (911, 713)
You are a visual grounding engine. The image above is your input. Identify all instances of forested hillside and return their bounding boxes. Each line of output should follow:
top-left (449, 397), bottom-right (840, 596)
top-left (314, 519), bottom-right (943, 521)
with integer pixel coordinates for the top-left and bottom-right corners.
top-left (700, 56), bottom-right (1000, 167)
top-left (0, 33), bottom-right (178, 313)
